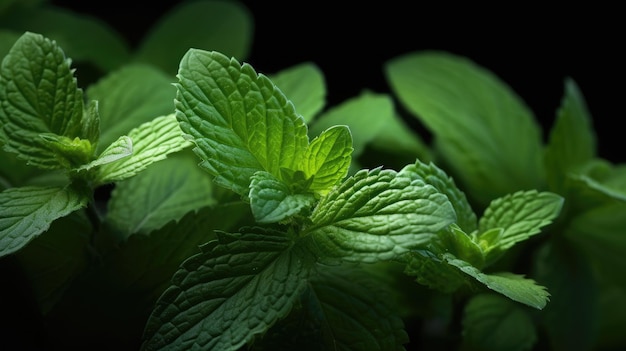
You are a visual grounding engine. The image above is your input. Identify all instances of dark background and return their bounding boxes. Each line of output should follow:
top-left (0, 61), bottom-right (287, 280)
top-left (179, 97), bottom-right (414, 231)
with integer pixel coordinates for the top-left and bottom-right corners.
top-left (51, 0), bottom-right (624, 163)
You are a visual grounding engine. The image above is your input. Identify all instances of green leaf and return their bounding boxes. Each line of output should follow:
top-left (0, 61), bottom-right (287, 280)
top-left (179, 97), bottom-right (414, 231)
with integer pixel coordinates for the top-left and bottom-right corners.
top-left (461, 294), bottom-right (537, 351)
top-left (477, 190), bottom-right (564, 265)
top-left (400, 159), bottom-right (477, 233)
top-left (76, 135), bottom-right (132, 172)
top-left (307, 266), bottom-right (409, 350)
top-left (0, 31), bottom-right (93, 169)
top-left (94, 114), bottom-right (191, 184)
top-left (309, 91), bottom-right (394, 158)
top-left (532, 240), bottom-right (599, 351)
top-left (301, 125), bottom-right (353, 194)
top-left (385, 51), bottom-right (545, 206)
top-left (86, 63), bottom-right (176, 152)
top-left (564, 202), bottom-right (626, 288)
top-left (134, 0), bottom-right (253, 76)
top-left (0, 6), bottom-right (130, 72)
top-left (15, 212), bottom-right (90, 314)
top-left (444, 253), bottom-right (550, 309)
top-left (175, 49), bottom-right (309, 195)
top-left (403, 250), bottom-right (468, 294)
top-left (544, 78), bottom-right (597, 193)
top-left (249, 171), bottom-right (316, 223)
top-left (106, 151), bottom-right (216, 237)
top-left (438, 225), bottom-right (485, 269)
top-left (269, 62), bottom-right (326, 123)
top-left (307, 167), bottom-right (456, 263)
top-left (141, 228), bottom-right (315, 351)
top-left (367, 111), bottom-right (432, 166)
top-left (0, 185), bottom-right (88, 257)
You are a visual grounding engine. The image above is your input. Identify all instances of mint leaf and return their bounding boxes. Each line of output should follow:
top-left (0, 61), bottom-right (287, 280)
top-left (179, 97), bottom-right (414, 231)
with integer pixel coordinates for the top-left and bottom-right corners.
top-left (86, 63), bottom-right (176, 152)
top-left (385, 51), bottom-right (544, 206)
top-left (94, 114), bottom-right (191, 184)
top-left (0, 31), bottom-right (94, 169)
top-left (249, 171), bottom-right (316, 223)
top-left (76, 135), bottom-right (132, 172)
top-left (307, 266), bottom-right (409, 350)
top-left (477, 190), bottom-right (564, 265)
top-left (400, 159), bottom-right (477, 233)
top-left (307, 167), bottom-right (456, 262)
top-left (544, 78), bottom-right (597, 192)
top-left (309, 91), bottom-right (394, 158)
top-left (0, 185), bottom-right (87, 257)
top-left (141, 228), bottom-right (315, 351)
top-left (301, 125), bottom-right (353, 194)
top-left (270, 62), bottom-right (326, 123)
top-left (175, 49), bottom-right (309, 195)
top-left (461, 294), bottom-right (537, 351)
top-left (134, 0), bottom-right (253, 76)
top-left (106, 152), bottom-right (216, 237)
top-left (403, 250), bottom-right (468, 294)
top-left (445, 253), bottom-right (550, 309)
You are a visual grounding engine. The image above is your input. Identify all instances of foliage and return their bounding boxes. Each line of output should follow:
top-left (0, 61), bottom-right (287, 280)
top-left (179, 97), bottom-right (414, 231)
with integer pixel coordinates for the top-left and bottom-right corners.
top-left (1, 1), bottom-right (624, 350)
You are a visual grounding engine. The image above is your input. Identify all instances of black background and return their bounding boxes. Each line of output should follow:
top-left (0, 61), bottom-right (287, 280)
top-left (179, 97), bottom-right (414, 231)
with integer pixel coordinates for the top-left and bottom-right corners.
top-left (51, 0), bottom-right (624, 163)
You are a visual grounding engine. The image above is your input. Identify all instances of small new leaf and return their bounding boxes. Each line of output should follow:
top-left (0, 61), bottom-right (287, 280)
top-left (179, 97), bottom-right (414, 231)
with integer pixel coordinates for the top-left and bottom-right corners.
top-left (249, 171), bottom-right (316, 223)
top-left (94, 114), bottom-right (190, 184)
top-left (301, 125), bottom-right (353, 195)
top-left (0, 185), bottom-right (88, 257)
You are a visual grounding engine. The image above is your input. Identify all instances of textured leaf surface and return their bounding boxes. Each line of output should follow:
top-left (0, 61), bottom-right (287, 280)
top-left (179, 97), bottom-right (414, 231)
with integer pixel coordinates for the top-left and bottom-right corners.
top-left (307, 167), bottom-right (456, 262)
top-left (106, 151), bottom-right (215, 236)
top-left (134, 0), bottom-right (253, 76)
top-left (462, 294), bottom-right (537, 351)
top-left (86, 63), bottom-right (176, 152)
top-left (0, 185), bottom-right (87, 257)
top-left (249, 171), bottom-right (315, 223)
top-left (478, 190), bottom-right (563, 262)
top-left (385, 51), bottom-right (544, 206)
top-left (141, 228), bottom-right (315, 351)
top-left (175, 49), bottom-right (309, 195)
top-left (445, 254), bottom-right (550, 309)
top-left (269, 62), bottom-right (326, 123)
top-left (0, 32), bottom-right (90, 169)
top-left (301, 125), bottom-right (353, 194)
top-left (95, 114), bottom-right (191, 184)
top-left (401, 159), bottom-right (477, 233)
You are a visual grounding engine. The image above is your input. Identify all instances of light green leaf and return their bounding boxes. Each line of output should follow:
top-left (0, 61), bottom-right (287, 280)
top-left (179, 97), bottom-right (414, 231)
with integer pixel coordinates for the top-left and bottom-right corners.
top-left (86, 63), bottom-right (176, 152)
top-left (301, 125), bottom-right (353, 194)
top-left (462, 294), bottom-right (537, 351)
top-left (175, 49), bottom-right (309, 195)
top-left (403, 250), bottom-right (468, 294)
top-left (269, 62), bottom-right (326, 123)
top-left (477, 190), bottom-right (564, 265)
top-left (76, 135), bottom-right (132, 172)
top-left (307, 167), bottom-right (456, 263)
top-left (141, 228), bottom-right (315, 351)
top-left (544, 78), bottom-right (597, 193)
top-left (249, 171), bottom-right (316, 223)
top-left (367, 111), bottom-right (432, 165)
top-left (438, 225), bottom-right (485, 269)
top-left (0, 185), bottom-right (88, 257)
top-left (309, 91), bottom-right (394, 158)
top-left (385, 51), bottom-right (545, 206)
top-left (94, 114), bottom-right (191, 184)
top-left (400, 159), bottom-right (477, 233)
top-left (106, 151), bottom-right (216, 237)
top-left (0, 31), bottom-right (92, 169)
top-left (134, 0), bottom-right (253, 76)
top-left (0, 6), bottom-right (130, 72)
top-left (445, 253), bottom-right (550, 309)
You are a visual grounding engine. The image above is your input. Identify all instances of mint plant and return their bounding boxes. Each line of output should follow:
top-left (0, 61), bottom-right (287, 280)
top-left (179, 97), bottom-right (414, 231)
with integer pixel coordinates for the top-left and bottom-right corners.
top-left (2, 1), bottom-right (622, 350)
